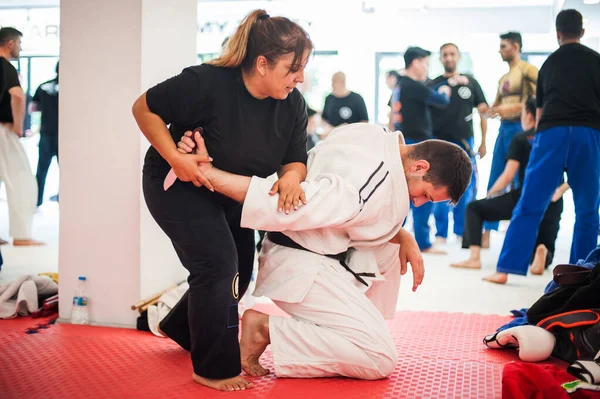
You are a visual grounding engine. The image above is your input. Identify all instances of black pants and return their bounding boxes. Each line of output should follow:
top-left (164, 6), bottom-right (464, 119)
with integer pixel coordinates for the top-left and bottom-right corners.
top-left (463, 189), bottom-right (563, 267)
top-left (36, 134), bottom-right (59, 206)
top-left (143, 175), bottom-right (255, 379)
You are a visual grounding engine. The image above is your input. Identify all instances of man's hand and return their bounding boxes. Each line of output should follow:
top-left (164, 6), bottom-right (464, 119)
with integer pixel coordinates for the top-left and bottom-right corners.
top-left (392, 229), bottom-right (425, 292)
top-left (3, 123), bottom-right (23, 138)
top-left (448, 75), bottom-right (469, 87)
top-left (438, 85), bottom-right (451, 97)
top-left (171, 129), bottom-right (214, 190)
top-left (478, 143), bottom-right (487, 159)
top-left (488, 103), bottom-right (519, 119)
top-left (269, 171), bottom-right (307, 214)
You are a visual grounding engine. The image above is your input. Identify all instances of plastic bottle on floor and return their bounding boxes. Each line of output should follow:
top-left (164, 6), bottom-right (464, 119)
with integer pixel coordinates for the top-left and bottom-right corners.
top-left (71, 276), bottom-right (89, 325)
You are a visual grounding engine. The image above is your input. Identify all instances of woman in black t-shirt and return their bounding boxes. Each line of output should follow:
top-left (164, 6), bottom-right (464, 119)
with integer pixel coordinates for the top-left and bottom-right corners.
top-left (132, 10), bottom-right (312, 392)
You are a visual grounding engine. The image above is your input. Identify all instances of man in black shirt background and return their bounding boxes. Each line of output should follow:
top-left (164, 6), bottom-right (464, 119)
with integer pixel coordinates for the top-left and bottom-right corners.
top-left (0, 27), bottom-right (43, 246)
top-left (488, 9), bottom-right (600, 284)
top-left (321, 71), bottom-right (368, 130)
top-left (429, 43), bottom-right (488, 245)
top-left (31, 61), bottom-right (59, 206)
top-left (390, 46), bottom-right (452, 253)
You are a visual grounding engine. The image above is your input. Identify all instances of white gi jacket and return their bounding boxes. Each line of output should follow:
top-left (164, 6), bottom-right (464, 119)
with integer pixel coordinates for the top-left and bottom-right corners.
top-left (240, 123), bottom-right (410, 318)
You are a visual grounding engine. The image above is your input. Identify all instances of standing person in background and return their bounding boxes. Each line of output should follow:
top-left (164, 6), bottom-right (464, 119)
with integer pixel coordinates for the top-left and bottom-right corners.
top-left (485, 10), bottom-right (600, 284)
top-left (0, 27), bottom-right (43, 246)
top-left (390, 46), bottom-right (452, 253)
top-left (482, 32), bottom-right (538, 247)
top-left (31, 61), bottom-right (59, 206)
top-left (386, 69), bottom-right (403, 131)
top-left (429, 43), bottom-right (488, 245)
top-left (321, 71), bottom-right (369, 131)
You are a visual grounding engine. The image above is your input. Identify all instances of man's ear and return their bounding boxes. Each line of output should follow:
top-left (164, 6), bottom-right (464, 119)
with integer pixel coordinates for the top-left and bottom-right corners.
top-left (409, 160), bottom-right (431, 176)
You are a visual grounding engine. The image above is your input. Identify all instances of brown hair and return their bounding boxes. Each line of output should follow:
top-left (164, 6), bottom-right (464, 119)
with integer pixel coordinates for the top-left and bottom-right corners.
top-left (408, 140), bottom-right (472, 205)
top-left (207, 9), bottom-right (313, 73)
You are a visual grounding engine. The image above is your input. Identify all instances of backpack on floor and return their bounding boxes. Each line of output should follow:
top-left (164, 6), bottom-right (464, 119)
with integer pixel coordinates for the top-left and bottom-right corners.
top-left (537, 309), bottom-right (600, 363)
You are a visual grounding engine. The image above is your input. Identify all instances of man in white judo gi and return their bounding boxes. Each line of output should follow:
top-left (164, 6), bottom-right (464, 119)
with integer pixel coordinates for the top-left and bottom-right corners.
top-left (171, 123), bottom-right (472, 383)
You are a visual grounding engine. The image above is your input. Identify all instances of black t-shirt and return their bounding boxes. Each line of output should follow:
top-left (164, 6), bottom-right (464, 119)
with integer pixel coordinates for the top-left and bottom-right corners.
top-left (0, 57), bottom-right (21, 123)
top-left (322, 91), bottom-right (368, 127)
top-left (537, 43), bottom-right (600, 132)
top-left (429, 74), bottom-right (487, 140)
top-left (506, 129), bottom-right (535, 184)
top-left (144, 64), bottom-right (308, 179)
top-left (391, 77), bottom-right (437, 141)
top-left (32, 78), bottom-right (59, 136)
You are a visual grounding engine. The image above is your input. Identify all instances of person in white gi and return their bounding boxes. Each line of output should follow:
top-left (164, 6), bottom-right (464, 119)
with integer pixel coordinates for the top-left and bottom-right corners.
top-left (174, 123), bottom-right (472, 383)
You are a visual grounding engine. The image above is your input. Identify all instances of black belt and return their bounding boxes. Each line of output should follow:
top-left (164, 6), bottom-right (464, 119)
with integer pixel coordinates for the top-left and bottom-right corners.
top-left (266, 232), bottom-right (375, 287)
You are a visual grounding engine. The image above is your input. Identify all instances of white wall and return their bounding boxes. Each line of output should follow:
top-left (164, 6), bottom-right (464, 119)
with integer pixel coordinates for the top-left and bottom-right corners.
top-left (139, 0), bottom-right (197, 299)
top-left (59, 0), bottom-right (196, 327)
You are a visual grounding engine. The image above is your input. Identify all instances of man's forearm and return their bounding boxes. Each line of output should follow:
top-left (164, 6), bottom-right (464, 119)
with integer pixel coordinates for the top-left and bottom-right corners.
top-left (390, 227), bottom-right (412, 245)
top-left (480, 117), bottom-right (487, 144)
top-left (10, 95), bottom-right (26, 136)
top-left (203, 166), bottom-right (251, 203)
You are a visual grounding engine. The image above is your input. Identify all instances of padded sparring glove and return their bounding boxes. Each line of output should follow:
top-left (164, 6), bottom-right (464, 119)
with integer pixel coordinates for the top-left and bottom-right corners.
top-left (483, 325), bottom-right (556, 362)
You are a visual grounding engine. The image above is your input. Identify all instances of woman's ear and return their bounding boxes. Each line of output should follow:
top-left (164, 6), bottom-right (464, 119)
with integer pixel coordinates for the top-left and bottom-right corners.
top-left (256, 56), bottom-right (268, 76)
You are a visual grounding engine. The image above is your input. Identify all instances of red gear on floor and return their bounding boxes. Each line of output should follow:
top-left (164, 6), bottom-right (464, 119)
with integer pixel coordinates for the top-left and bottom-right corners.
top-left (503, 362), bottom-right (600, 399)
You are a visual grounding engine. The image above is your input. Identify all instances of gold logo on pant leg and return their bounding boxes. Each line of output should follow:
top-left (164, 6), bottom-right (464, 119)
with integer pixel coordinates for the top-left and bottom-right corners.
top-left (232, 273), bottom-right (239, 300)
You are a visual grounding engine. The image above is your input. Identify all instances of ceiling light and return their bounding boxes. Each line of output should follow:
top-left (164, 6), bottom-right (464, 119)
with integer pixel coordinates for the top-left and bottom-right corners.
top-left (583, 0), bottom-right (599, 5)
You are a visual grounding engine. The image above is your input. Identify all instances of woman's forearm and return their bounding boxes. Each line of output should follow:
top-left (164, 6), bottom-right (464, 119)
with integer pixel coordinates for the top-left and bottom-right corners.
top-left (278, 162), bottom-right (307, 181)
top-left (132, 92), bottom-right (179, 165)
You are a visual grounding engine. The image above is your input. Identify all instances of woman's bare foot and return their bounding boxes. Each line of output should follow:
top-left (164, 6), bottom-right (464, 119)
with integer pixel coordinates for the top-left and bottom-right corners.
top-left (483, 272), bottom-right (508, 284)
top-left (530, 244), bottom-right (547, 275)
top-left (481, 231), bottom-right (490, 249)
top-left (450, 259), bottom-right (481, 269)
top-left (192, 373), bottom-right (253, 392)
top-left (240, 309), bottom-right (271, 377)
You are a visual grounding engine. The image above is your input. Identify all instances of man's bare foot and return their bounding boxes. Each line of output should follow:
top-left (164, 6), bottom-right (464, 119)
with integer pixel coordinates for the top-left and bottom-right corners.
top-left (450, 259), bottom-right (481, 269)
top-left (530, 244), bottom-right (548, 275)
top-left (435, 236), bottom-right (446, 245)
top-left (240, 309), bottom-right (270, 377)
top-left (483, 272), bottom-right (508, 284)
top-left (13, 239), bottom-right (45, 246)
top-left (192, 373), bottom-right (253, 392)
top-left (481, 231), bottom-right (490, 249)
top-left (422, 245), bottom-right (447, 255)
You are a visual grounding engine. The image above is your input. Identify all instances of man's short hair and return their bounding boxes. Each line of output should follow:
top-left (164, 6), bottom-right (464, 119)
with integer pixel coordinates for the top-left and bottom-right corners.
top-left (0, 27), bottom-right (23, 47)
top-left (440, 43), bottom-right (460, 53)
top-left (404, 46), bottom-right (431, 68)
top-left (556, 9), bottom-right (583, 39)
top-left (409, 140), bottom-right (472, 205)
top-left (386, 70), bottom-right (401, 82)
top-left (500, 31), bottom-right (523, 52)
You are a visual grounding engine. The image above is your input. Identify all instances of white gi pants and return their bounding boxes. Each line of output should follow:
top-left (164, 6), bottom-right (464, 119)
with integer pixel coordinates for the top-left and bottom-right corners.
top-left (0, 125), bottom-right (37, 238)
top-left (268, 258), bottom-right (398, 380)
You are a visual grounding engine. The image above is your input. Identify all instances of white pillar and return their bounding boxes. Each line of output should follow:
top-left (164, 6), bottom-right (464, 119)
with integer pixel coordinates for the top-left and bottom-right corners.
top-left (59, 0), bottom-right (196, 327)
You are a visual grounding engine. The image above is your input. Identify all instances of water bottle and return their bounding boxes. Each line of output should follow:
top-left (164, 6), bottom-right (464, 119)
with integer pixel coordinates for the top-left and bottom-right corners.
top-left (71, 276), bottom-right (89, 325)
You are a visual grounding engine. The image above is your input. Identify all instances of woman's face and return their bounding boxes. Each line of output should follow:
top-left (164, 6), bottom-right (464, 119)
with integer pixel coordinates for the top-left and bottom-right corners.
top-left (263, 49), bottom-right (310, 100)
